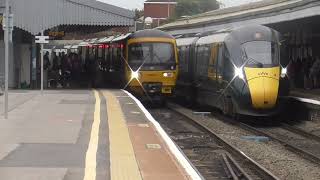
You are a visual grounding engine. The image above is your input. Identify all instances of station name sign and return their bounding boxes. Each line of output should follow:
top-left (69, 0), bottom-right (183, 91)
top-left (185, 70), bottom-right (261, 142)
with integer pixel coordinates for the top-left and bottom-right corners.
top-left (35, 36), bottom-right (49, 44)
top-left (48, 31), bottom-right (65, 37)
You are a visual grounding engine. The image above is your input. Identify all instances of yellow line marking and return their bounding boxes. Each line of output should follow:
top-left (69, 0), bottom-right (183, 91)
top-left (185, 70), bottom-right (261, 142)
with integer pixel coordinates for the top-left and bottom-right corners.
top-left (103, 91), bottom-right (142, 180)
top-left (83, 90), bottom-right (101, 180)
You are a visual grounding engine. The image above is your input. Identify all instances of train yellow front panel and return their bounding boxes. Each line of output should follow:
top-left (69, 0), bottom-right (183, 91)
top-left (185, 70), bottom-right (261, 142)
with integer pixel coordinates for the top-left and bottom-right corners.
top-left (244, 67), bottom-right (280, 109)
top-left (127, 71), bottom-right (178, 86)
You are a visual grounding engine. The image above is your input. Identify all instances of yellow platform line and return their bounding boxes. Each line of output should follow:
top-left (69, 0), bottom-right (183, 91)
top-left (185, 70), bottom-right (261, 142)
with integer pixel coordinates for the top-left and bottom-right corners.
top-left (83, 90), bottom-right (101, 180)
top-left (103, 91), bottom-right (142, 180)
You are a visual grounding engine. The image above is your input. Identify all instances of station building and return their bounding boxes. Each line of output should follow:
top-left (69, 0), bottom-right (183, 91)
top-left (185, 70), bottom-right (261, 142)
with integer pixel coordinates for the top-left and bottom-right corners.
top-left (0, 0), bottom-right (135, 88)
top-left (144, 0), bottom-right (177, 27)
top-left (159, 0), bottom-right (320, 91)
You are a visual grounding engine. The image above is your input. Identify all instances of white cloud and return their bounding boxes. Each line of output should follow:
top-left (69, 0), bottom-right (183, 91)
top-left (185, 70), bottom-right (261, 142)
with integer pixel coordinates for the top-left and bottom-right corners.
top-left (218, 0), bottom-right (262, 8)
top-left (97, 0), bottom-right (144, 10)
top-left (97, 0), bottom-right (262, 10)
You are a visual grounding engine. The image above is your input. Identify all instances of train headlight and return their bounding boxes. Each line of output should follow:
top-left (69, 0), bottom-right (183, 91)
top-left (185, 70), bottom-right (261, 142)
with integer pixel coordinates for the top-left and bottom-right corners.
top-left (235, 67), bottom-right (244, 80)
top-left (131, 71), bottom-right (140, 79)
top-left (163, 72), bottom-right (174, 78)
top-left (281, 67), bottom-right (287, 78)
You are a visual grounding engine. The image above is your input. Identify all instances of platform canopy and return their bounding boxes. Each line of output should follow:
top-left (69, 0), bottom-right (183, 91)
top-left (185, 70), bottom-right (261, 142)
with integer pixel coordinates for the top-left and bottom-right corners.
top-left (158, 0), bottom-right (320, 35)
top-left (0, 0), bottom-right (135, 35)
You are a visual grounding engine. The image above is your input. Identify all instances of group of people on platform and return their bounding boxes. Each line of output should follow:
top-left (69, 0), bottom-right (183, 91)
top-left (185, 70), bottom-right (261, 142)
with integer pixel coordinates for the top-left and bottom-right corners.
top-left (43, 51), bottom-right (91, 88)
top-left (287, 55), bottom-right (320, 90)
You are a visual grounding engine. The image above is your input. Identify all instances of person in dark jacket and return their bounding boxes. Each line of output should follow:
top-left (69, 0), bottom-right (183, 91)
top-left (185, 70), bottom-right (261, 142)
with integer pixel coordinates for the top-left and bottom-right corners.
top-left (310, 56), bottom-right (320, 89)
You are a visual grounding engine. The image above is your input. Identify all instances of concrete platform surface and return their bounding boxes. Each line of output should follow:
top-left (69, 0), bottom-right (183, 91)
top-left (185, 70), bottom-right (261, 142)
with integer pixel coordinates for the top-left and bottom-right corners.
top-left (0, 90), bottom-right (198, 180)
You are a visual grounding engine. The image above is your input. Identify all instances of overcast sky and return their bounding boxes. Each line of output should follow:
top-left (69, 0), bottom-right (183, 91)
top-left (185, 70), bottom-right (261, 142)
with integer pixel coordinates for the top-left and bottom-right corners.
top-left (97, 0), bottom-right (262, 10)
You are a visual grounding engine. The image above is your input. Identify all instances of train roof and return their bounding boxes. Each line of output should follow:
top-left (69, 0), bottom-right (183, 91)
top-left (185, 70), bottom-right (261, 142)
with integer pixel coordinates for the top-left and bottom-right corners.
top-left (176, 37), bottom-right (198, 46)
top-left (175, 25), bottom-right (280, 46)
top-left (112, 33), bottom-right (132, 42)
top-left (130, 29), bottom-right (174, 39)
top-left (196, 33), bottom-right (229, 46)
top-left (227, 25), bottom-right (281, 44)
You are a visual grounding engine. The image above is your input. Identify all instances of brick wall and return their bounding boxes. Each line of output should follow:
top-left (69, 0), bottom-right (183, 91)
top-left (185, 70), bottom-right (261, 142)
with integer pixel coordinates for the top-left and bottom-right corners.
top-left (144, 3), bottom-right (176, 19)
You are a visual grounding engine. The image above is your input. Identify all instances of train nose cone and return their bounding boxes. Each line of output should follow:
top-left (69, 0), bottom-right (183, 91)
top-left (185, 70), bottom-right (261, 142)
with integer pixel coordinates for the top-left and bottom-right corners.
top-left (244, 67), bottom-right (280, 109)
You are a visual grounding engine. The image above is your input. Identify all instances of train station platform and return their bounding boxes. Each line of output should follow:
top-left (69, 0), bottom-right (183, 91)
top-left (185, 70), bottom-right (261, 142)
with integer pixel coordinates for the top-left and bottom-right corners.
top-left (0, 90), bottom-right (200, 180)
top-left (290, 89), bottom-right (320, 105)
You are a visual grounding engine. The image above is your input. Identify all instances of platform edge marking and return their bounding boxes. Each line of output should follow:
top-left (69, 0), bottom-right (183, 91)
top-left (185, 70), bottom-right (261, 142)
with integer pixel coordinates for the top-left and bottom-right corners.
top-left (83, 90), bottom-right (101, 180)
top-left (290, 96), bottom-right (320, 105)
top-left (104, 91), bottom-right (142, 180)
top-left (122, 90), bottom-right (203, 180)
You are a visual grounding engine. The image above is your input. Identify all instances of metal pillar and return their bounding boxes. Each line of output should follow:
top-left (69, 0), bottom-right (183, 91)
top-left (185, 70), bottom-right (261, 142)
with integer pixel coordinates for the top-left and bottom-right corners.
top-left (40, 31), bottom-right (44, 95)
top-left (3, 0), bottom-right (12, 119)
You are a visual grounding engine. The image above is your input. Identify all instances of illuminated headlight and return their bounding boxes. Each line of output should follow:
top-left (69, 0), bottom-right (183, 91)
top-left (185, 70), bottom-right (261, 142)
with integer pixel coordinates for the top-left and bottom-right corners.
top-left (131, 71), bottom-right (140, 79)
top-left (281, 67), bottom-right (287, 78)
top-left (163, 72), bottom-right (174, 77)
top-left (235, 67), bottom-right (244, 80)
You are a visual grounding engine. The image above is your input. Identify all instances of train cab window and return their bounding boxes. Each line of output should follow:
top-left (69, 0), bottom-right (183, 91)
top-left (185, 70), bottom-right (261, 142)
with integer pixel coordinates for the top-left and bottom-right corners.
top-left (242, 41), bottom-right (280, 66)
top-left (128, 42), bottom-right (175, 71)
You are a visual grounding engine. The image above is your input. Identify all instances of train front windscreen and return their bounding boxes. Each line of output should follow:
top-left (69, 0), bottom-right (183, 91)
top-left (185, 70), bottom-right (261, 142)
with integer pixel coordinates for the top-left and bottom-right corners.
top-left (128, 42), bottom-right (176, 71)
top-left (242, 41), bottom-right (280, 67)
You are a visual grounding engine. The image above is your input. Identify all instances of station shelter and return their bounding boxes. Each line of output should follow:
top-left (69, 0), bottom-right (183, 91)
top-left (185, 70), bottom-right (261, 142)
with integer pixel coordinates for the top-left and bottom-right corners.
top-left (0, 0), bottom-right (135, 89)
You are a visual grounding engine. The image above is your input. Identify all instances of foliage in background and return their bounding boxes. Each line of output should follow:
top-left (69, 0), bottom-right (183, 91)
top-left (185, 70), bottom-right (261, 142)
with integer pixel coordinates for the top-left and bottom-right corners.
top-left (135, 9), bottom-right (144, 20)
top-left (174, 0), bottom-right (220, 20)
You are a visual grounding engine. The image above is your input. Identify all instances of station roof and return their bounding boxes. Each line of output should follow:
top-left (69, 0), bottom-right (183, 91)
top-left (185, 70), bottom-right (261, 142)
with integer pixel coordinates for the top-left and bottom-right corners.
top-left (0, 0), bottom-right (135, 35)
top-left (158, 0), bottom-right (320, 35)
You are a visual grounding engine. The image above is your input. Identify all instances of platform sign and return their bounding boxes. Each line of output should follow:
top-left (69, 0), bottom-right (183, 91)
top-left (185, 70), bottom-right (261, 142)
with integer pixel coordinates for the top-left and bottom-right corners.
top-left (35, 36), bottom-right (49, 44)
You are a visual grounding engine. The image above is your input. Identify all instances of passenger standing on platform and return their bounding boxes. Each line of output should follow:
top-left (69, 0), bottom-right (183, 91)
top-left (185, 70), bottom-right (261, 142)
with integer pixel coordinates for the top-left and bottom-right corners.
top-left (44, 52), bottom-right (51, 70)
top-left (287, 58), bottom-right (297, 88)
top-left (58, 52), bottom-right (62, 68)
top-left (72, 54), bottom-right (81, 83)
top-left (295, 57), bottom-right (303, 88)
top-left (43, 52), bottom-right (51, 88)
top-left (52, 52), bottom-right (59, 71)
top-left (303, 57), bottom-right (311, 89)
top-left (310, 56), bottom-right (320, 89)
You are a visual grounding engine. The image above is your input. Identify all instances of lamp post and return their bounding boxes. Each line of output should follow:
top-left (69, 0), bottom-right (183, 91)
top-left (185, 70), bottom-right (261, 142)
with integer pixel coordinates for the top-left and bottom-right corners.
top-left (3, 0), bottom-right (13, 119)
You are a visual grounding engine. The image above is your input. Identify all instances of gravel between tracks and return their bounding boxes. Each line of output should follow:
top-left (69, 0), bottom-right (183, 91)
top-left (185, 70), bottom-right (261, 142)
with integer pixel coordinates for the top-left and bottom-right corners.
top-left (172, 106), bottom-right (320, 180)
top-left (291, 120), bottom-right (320, 137)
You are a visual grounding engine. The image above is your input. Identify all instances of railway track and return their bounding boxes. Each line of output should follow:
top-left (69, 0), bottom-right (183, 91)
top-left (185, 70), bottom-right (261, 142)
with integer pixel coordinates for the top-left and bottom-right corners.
top-left (149, 106), bottom-right (279, 180)
top-left (227, 121), bottom-right (320, 166)
top-left (281, 123), bottom-right (320, 143)
top-left (206, 110), bottom-right (320, 166)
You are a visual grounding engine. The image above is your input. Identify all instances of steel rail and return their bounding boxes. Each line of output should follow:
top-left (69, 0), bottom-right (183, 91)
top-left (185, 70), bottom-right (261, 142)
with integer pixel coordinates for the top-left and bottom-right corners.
top-left (238, 122), bottom-right (320, 166)
top-left (168, 103), bottom-right (280, 180)
top-left (281, 123), bottom-right (320, 143)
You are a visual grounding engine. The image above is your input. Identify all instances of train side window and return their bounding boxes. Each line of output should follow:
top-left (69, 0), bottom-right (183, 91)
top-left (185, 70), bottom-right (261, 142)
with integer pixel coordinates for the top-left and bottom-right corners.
top-left (196, 45), bottom-right (210, 78)
top-left (185, 46), bottom-right (190, 72)
top-left (208, 44), bottom-right (218, 80)
top-left (216, 44), bottom-right (224, 80)
top-left (223, 46), bottom-right (233, 80)
top-left (195, 46), bottom-right (203, 78)
top-left (98, 47), bottom-right (104, 59)
top-left (179, 46), bottom-right (189, 73)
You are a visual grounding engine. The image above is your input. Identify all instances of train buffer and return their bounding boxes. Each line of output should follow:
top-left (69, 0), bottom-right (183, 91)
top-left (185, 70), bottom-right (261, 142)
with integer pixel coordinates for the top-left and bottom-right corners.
top-left (0, 90), bottom-right (201, 180)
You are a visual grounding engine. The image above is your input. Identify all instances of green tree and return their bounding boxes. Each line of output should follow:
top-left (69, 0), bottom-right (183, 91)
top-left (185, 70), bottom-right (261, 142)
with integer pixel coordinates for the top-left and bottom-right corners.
top-left (134, 9), bottom-right (144, 20)
top-left (174, 0), bottom-right (219, 19)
